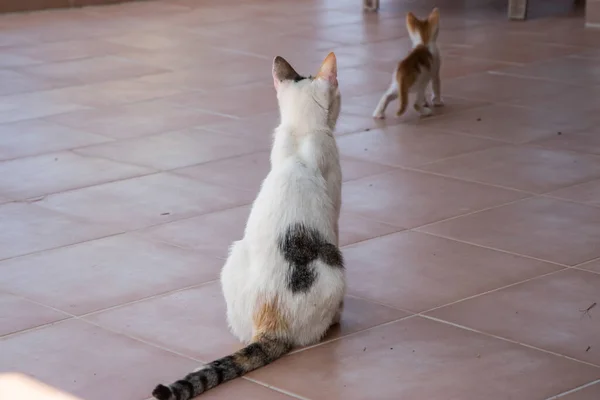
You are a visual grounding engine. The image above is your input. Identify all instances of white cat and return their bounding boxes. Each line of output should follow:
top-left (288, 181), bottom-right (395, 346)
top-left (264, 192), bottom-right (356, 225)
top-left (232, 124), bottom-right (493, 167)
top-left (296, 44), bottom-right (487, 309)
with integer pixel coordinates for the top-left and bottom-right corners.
top-left (152, 53), bottom-right (345, 400)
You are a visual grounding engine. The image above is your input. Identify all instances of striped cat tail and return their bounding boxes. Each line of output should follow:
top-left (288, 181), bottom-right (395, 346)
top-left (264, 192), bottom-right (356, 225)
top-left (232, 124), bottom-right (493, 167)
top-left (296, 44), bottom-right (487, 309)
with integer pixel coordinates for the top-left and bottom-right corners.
top-left (152, 334), bottom-right (291, 400)
top-left (396, 70), bottom-right (412, 116)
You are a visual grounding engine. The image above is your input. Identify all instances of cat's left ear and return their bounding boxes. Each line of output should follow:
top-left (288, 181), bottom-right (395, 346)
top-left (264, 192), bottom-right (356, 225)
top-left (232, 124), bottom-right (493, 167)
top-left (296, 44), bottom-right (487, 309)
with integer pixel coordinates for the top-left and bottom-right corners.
top-left (272, 56), bottom-right (301, 90)
top-left (316, 52), bottom-right (338, 86)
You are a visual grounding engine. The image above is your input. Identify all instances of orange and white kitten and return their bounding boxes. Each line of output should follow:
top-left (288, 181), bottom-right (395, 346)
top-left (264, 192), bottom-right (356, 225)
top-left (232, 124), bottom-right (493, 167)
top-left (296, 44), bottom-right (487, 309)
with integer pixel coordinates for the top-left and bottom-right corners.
top-left (373, 8), bottom-right (443, 119)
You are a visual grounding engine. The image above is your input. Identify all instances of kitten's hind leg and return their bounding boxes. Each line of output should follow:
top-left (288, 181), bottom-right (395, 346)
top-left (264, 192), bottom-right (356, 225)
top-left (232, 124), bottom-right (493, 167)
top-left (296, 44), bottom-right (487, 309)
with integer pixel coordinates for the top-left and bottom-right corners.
top-left (373, 83), bottom-right (398, 119)
top-left (414, 86), bottom-right (433, 117)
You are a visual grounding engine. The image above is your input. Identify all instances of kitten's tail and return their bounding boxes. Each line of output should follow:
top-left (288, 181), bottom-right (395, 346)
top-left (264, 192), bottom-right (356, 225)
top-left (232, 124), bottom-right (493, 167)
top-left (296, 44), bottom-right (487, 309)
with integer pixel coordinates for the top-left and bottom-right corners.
top-left (152, 334), bottom-right (291, 400)
top-left (396, 71), bottom-right (413, 116)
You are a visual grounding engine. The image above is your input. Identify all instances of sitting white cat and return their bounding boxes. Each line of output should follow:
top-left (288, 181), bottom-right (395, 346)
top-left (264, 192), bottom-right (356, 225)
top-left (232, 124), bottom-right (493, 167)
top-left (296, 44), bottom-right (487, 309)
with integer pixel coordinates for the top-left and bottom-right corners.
top-left (152, 53), bottom-right (345, 400)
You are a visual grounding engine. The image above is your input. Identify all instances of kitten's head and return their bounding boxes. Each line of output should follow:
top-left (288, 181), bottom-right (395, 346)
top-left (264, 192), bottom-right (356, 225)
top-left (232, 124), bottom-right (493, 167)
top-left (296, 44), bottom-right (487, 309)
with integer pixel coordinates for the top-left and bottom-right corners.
top-left (272, 52), bottom-right (341, 131)
top-left (406, 8), bottom-right (440, 46)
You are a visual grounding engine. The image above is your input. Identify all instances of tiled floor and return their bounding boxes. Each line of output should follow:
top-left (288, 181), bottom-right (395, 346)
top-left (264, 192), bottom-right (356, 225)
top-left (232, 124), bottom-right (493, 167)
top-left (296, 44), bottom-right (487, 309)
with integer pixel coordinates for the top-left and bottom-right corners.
top-left (1, 0), bottom-right (600, 399)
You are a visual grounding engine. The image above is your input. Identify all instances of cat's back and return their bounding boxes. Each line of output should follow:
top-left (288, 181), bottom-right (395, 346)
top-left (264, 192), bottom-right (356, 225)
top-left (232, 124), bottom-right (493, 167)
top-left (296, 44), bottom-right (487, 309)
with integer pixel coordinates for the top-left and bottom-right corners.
top-left (399, 44), bottom-right (433, 74)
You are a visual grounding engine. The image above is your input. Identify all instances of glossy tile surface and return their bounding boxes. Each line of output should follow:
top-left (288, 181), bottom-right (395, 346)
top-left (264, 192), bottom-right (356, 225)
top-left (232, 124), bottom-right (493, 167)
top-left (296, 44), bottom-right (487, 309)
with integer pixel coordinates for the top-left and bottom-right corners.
top-left (2, 1), bottom-right (600, 399)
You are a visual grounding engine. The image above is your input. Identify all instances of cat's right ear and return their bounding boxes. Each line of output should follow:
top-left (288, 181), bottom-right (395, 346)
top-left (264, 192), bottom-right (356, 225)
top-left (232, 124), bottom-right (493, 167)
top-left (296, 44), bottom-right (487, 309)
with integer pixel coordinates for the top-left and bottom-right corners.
top-left (316, 52), bottom-right (338, 86)
top-left (272, 56), bottom-right (300, 90)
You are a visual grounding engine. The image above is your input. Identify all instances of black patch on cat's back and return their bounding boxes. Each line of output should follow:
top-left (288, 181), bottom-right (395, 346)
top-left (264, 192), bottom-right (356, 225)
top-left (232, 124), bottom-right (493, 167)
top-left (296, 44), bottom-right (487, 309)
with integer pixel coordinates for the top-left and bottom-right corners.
top-left (278, 223), bottom-right (344, 294)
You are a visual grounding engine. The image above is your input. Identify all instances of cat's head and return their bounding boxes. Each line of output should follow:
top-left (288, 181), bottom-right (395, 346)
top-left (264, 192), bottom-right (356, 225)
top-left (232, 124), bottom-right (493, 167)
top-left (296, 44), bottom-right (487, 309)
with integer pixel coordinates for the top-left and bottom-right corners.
top-left (406, 8), bottom-right (440, 46)
top-left (272, 52), bottom-right (341, 131)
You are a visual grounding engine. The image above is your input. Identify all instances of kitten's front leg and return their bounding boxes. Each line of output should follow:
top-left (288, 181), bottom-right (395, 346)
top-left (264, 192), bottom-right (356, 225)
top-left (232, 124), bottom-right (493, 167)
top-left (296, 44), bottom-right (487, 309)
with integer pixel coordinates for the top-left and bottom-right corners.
top-left (432, 73), bottom-right (444, 107)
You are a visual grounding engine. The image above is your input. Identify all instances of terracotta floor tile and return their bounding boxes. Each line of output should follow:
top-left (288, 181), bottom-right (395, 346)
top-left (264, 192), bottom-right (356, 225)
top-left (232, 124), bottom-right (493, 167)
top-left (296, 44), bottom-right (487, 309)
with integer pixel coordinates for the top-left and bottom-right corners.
top-left (442, 72), bottom-right (577, 105)
top-left (547, 179), bottom-right (600, 207)
top-left (0, 234), bottom-right (222, 315)
top-left (334, 112), bottom-right (391, 135)
top-left (0, 292), bottom-right (69, 337)
top-left (438, 55), bottom-right (518, 80)
top-left (0, 69), bottom-right (65, 97)
top-left (215, 35), bottom-right (339, 59)
top-left (0, 91), bottom-right (89, 125)
top-left (0, 373), bottom-right (84, 400)
top-left (48, 100), bottom-right (235, 139)
top-left (85, 282), bottom-right (407, 362)
top-left (340, 157), bottom-right (396, 182)
top-left (419, 104), bottom-right (575, 144)
top-left (0, 202), bottom-right (114, 261)
top-left (429, 269), bottom-right (600, 365)
top-left (447, 40), bottom-right (583, 64)
top-left (560, 383), bottom-right (600, 400)
top-left (418, 145), bottom-right (600, 193)
top-left (420, 197), bottom-right (600, 266)
top-left (343, 231), bottom-right (560, 312)
top-left (37, 173), bottom-right (254, 231)
top-left (139, 205), bottom-right (251, 260)
top-left (131, 55), bottom-right (270, 90)
top-left (249, 316), bottom-right (600, 400)
top-left (337, 125), bottom-right (499, 168)
top-left (176, 151), bottom-right (393, 193)
top-left (342, 169), bottom-right (528, 229)
top-left (338, 211), bottom-right (402, 247)
top-left (0, 119), bottom-right (110, 161)
top-left (0, 151), bottom-right (152, 200)
top-left (40, 77), bottom-right (202, 108)
top-left (528, 85), bottom-right (600, 121)
top-left (491, 56), bottom-right (600, 85)
top-left (205, 112), bottom-right (279, 149)
top-left (174, 152), bottom-right (271, 193)
top-left (102, 30), bottom-right (211, 51)
top-left (163, 83), bottom-right (277, 118)
top-left (531, 131), bottom-right (600, 156)
top-left (0, 53), bottom-right (41, 68)
top-left (119, 46), bottom-right (263, 72)
top-left (0, 319), bottom-right (198, 400)
top-left (7, 39), bottom-right (139, 63)
top-left (74, 128), bottom-right (268, 171)
top-left (19, 56), bottom-right (167, 85)
top-left (578, 259), bottom-right (600, 274)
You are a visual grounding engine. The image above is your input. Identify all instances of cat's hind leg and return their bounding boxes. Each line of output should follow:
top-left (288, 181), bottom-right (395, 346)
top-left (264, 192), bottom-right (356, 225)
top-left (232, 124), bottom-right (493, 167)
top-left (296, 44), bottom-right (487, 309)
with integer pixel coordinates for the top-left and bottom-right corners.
top-left (414, 83), bottom-right (433, 117)
top-left (372, 83), bottom-right (398, 119)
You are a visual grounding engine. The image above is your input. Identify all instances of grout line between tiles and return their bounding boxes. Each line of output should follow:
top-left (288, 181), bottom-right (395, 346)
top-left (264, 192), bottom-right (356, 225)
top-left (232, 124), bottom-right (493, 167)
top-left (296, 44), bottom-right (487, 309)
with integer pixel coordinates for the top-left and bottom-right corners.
top-left (573, 266), bottom-right (600, 275)
top-left (0, 318), bottom-right (74, 341)
top-left (421, 315), bottom-right (600, 368)
top-left (78, 279), bottom-right (220, 319)
top-left (487, 69), bottom-right (588, 86)
top-left (546, 379), bottom-right (600, 399)
top-left (242, 378), bottom-right (313, 400)
top-left (414, 230), bottom-right (570, 268)
top-left (0, 198), bottom-right (252, 264)
top-left (409, 195), bottom-right (533, 232)
top-left (420, 268), bottom-right (567, 315)
top-left (288, 315), bottom-right (417, 356)
top-left (403, 165), bottom-right (542, 195)
top-left (80, 317), bottom-right (204, 364)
